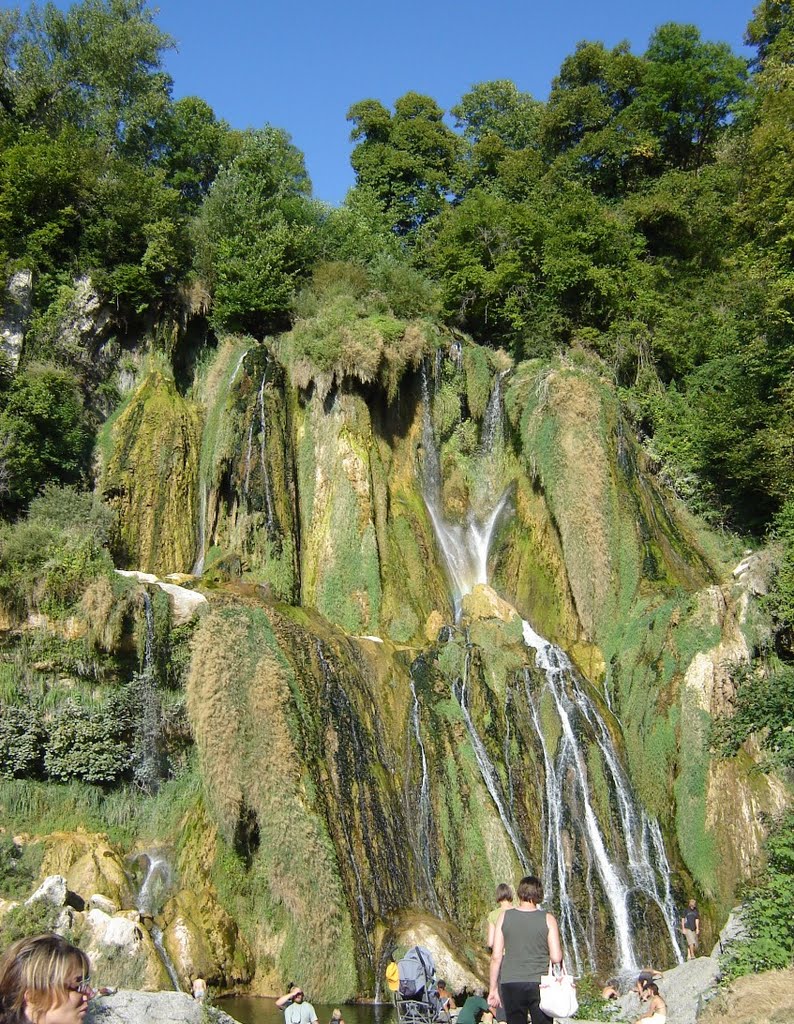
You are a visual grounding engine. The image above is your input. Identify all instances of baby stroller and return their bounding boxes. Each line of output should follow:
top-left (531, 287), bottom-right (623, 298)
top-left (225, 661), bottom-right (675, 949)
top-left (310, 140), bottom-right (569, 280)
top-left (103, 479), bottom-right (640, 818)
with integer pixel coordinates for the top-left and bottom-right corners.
top-left (392, 946), bottom-right (443, 1024)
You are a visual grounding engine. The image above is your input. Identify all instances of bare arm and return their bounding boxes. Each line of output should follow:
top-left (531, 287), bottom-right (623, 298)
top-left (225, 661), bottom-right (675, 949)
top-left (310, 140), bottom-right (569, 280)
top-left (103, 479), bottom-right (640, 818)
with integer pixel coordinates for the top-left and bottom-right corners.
top-left (487, 917), bottom-right (496, 949)
top-left (276, 989), bottom-right (300, 1009)
top-left (546, 913), bottom-right (562, 966)
top-left (488, 910), bottom-right (506, 1009)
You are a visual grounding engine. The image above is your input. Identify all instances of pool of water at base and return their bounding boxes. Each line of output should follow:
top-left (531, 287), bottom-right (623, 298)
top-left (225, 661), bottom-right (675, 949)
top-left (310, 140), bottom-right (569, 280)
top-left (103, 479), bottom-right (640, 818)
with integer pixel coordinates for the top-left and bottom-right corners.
top-left (219, 998), bottom-right (397, 1024)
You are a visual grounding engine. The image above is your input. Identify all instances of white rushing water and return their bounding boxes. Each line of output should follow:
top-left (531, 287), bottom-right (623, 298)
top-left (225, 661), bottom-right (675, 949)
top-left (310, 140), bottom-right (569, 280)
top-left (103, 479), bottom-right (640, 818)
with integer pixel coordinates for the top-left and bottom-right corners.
top-left (192, 347), bottom-right (250, 577)
top-left (135, 852), bottom-right (182, 991)
top-left (419, 352), bottom-right (682, 973)
top-left (420, 367), bottom-right (511, 618)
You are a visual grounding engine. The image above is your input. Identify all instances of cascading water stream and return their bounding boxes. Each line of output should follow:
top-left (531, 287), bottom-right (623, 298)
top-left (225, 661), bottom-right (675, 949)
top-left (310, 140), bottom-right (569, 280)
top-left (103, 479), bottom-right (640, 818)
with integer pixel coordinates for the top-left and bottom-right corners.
top-left (256, 360), bottom-right (277, 538)
top-left (192, 347), bottom-right (250, 577)
top-left (453, 643), bottom-right (529, 870)
top-left (420, 367), bottom-right (511, 618)
top-left (521, 620), bottom-right (684, 971)
top-left (134, 852), bottom-right (182, 991)
top-left (409, 677), bottom-right (441, 914)
top-left (568, 672), bottom-right (685, 963)
top-left (523, 668), bottom-right (590, 974)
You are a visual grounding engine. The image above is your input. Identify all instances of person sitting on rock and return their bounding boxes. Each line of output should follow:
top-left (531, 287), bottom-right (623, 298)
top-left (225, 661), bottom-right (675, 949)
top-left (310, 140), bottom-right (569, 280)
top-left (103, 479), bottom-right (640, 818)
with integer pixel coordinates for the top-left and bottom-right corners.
top-left (277, 985), bottom-right (319, 1024)
top-left (437, 980), bottom-right (457, 1018)
top-left (455, 988), bottom-right (490, 1024)
top-left (635, 982), bottom-right (667, 1024)
top-left (0, 932), bottom-right (94, 1024)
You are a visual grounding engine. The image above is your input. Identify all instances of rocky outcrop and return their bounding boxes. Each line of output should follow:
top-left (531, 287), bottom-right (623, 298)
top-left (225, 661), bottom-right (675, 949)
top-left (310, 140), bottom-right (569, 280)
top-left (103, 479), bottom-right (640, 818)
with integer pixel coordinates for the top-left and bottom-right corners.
top-left (40, 832), bottom-right (135, 909)
top-left (0, 269), bottom-right (32, 369)
top-left (160, 888), bottom-right (251, 990)
top-left (85, 990), bottom-right (240, 1024)
top-left (101, 371), bottom-right (202, 574)
top-left (115, 570), bottom-right (207, 626)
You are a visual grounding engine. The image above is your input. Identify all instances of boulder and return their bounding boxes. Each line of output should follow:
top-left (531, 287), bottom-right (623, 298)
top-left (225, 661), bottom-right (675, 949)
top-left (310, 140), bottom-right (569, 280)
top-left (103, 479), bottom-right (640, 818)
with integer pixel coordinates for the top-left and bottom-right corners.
top-left (607, 956), bottom-right (721, 1024)
top-left (711, 906), bottom-right (748, 957)
top-left (115, 571), bottom-right (207, 625)
top-left (40, 832), bottom-right (135, 909)
top-left (85, 989), bottom-right (240, 1024)
top-left (0, 269), bottom-right (32, 370)
top-left (461, 584), bottom-right (519, 625)
top-left (26, 874), bottom-right (67, 907)
top-left (80, 909), bottom-right (170, 992)
top-left (160, 887), bottom-right (251, 990)
top-left (90, 894), bottom-right (120, 916)
top-left (393, 918), bottom-right (486, 995)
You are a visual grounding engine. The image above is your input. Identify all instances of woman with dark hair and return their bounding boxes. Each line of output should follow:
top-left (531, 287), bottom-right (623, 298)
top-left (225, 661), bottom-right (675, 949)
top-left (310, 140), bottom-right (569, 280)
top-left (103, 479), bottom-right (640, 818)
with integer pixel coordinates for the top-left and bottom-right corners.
top-left (0, 933), bottom-right (93, 1024)
top-left (487, 876), bottom-right (562, 1024)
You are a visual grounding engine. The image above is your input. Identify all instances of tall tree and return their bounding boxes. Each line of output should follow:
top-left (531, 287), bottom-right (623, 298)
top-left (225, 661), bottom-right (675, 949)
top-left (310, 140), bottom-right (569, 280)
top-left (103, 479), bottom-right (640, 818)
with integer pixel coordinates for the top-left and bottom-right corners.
top-left (1, 0), bottom-right (175, 161)
top-left (637, 23), bottom-right (747, 170)
top-left (347, 92), bottom-right (461, 234)
top-left (194, 127), bottom-right (320, 335)
top-left (451, 80), bottom-right (543, 194)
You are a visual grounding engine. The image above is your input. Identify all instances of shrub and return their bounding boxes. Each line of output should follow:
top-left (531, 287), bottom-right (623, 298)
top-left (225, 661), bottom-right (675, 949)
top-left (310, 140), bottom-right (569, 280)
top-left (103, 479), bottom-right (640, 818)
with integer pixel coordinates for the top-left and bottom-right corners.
top-left (0, 836), bottom-right (44, 900)
top-left (0, 703), bottom-right (44, 779)
top-left (0, 900), bottom-right (60, 948)
top-left (43, 696), bottom-right (134, 784)
top-left (721, 812), bottom-right (794, 979)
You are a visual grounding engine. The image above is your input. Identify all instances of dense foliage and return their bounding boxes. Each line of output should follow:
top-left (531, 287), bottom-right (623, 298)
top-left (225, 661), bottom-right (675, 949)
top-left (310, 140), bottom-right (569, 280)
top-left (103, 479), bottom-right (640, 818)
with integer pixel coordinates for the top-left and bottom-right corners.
top-left (720, 811), bottom-right (794, 979)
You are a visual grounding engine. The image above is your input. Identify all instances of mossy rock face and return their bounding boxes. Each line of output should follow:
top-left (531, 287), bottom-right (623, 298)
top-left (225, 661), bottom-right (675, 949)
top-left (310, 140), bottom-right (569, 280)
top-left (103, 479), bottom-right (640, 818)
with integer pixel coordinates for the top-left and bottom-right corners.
top-left (39, 832), bottom-right (135, 909)
top-left (161, 887), bottom-right (252, 991)
top-left (101, 371), bottom-right (201, 575)
top-left (297, 389), bottom-right (383, 633)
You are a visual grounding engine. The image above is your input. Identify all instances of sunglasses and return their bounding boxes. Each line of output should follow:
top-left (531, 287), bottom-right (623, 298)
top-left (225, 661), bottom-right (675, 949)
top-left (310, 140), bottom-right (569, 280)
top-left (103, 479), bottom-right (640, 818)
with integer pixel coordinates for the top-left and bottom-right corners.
top-left (67, 978), bottom-right (93, 996)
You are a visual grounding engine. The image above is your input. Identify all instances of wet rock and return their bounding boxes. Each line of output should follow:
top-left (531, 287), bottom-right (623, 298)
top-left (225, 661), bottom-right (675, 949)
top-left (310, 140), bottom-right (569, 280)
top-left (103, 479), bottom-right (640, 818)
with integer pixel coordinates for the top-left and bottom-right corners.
top-left (40, 832), bottom-right (135, 909)
top-left (160, 887), bottom-right (251, 990)
top-left (26, 874), bottom-right (68, 907)
top-left (115, 571), bottom-right (207, 626)
top-left (0, 269), bottom-right (32, 370)
top-left (85, 989), bottom-right (240, 1024)
top-left (81, 909), bottom-right (169, 992)
top-left (461, 584), bottom-right (519, 624)
top-left (90, 894), bottom-right (120, 915)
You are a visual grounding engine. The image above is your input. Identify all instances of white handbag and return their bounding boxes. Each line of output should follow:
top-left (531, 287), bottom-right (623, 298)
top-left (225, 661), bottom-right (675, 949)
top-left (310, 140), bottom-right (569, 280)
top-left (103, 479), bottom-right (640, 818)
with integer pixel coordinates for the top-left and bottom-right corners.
top-left (538, 961), bottom-right (578, 1019)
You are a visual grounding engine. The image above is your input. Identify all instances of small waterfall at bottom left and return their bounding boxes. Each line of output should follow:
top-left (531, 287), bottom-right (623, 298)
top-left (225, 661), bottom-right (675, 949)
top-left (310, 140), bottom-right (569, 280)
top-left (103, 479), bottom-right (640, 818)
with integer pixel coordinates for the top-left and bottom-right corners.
top-left (133, 850), bottom-right (182, 991)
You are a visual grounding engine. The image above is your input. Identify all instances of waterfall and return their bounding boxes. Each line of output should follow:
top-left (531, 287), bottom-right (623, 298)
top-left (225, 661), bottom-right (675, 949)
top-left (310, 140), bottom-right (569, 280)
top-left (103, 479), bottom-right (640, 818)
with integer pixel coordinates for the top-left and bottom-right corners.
top-left (256, 361), bottom-right (277, 538)
top-left (410, 677), bottom-right (439, 911)
top-left (420, 367), bottom-right (511, 618)
top-left (522, 620), bottom-right (683, 972)
top-left (191, 481), bottom-right (207, 577)
top-left (192, 346), bottom-right (250, 577)
top-left (453, 642), bottom-right (529, 870)
top-left (481, 370), bottom-right (508, 453)
top-left (134, 852), bottom-right (182, 991)
top-left (522, 668), bottom-right (591, 974)
top-left (134, 593), bottom-right (163, 793)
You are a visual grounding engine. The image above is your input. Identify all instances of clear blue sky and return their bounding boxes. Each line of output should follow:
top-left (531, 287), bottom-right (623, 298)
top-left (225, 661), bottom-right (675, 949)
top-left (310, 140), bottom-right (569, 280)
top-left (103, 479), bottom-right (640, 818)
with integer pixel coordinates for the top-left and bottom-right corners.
top-left (72, 0), bottom-right (759, 204)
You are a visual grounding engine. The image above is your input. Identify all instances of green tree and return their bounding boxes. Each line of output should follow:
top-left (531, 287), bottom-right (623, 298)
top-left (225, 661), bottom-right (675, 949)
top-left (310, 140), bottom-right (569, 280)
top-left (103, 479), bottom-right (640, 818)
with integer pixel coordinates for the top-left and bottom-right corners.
top-left (194, 127), bottom-right (320, 334)
top-left (2, 0), bottom-right (175, 161)
top-left (155, 96), bottom-right (242, 212)
top-left (637, 23), bottom-right (747, 171)
top-left (0, 365), bottom-right (91, 516)
top-left (347, 92), bottom-right (462, 234)
top-left (451, 80), bottom-right (543, 194)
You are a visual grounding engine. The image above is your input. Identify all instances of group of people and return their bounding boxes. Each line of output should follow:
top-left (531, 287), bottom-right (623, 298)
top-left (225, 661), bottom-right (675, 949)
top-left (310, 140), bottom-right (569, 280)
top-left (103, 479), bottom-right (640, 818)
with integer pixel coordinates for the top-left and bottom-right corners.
top-left (0, 891), bottom-right (701, 1024)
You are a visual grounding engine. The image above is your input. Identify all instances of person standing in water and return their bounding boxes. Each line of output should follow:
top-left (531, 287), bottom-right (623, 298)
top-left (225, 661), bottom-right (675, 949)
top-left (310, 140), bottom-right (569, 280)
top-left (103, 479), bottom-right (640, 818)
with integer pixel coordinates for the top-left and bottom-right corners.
top-left (488, 875), bottom-right (563, 1024)
top-left (277, 985), bottom-right (319, 1024)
